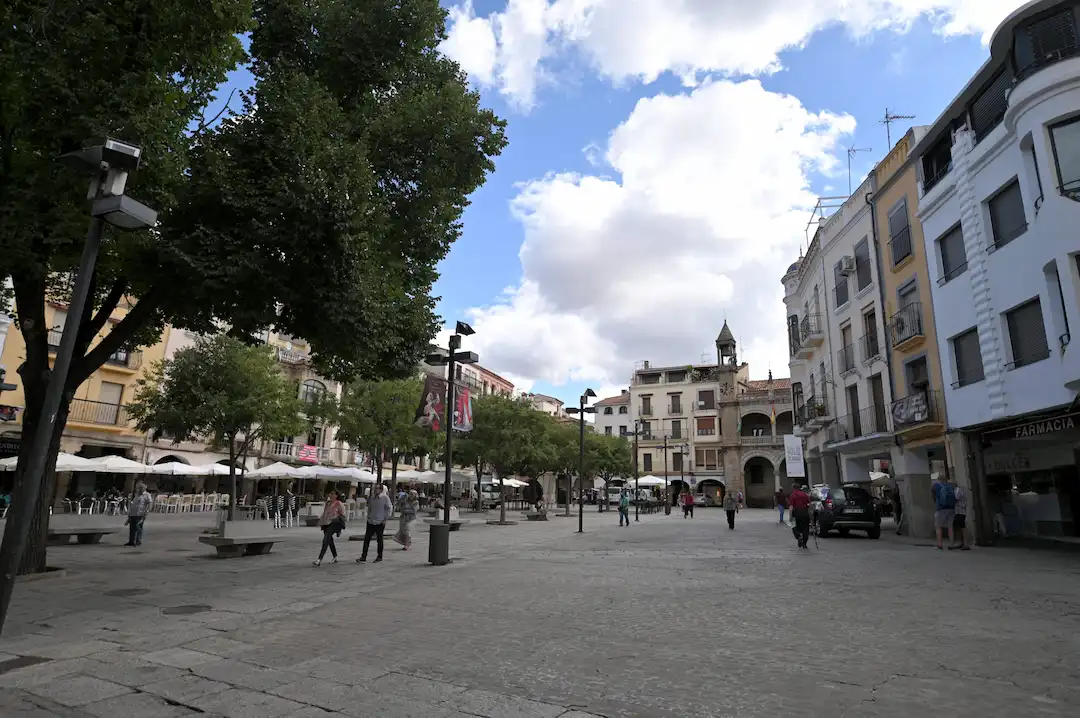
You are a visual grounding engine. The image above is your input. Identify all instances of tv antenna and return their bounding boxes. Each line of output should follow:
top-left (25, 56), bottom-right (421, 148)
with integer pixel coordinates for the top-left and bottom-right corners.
top-left (846, 146), bottom-right (872, 195)
top-left (880, 108), bottom-right (915, 147)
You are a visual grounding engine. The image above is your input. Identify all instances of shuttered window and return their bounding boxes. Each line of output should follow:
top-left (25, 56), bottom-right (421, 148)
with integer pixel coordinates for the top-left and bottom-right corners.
top-left (937, 225), bottom-right (967, 283)
top-left (1006, 298), bottom-right (1050, 369)
top-left (988, 180), bottom-right (1027, 248)
top-left (952, 328), bottom-right (984, 387)
top-left (854, 238), bottom-right (872, 290)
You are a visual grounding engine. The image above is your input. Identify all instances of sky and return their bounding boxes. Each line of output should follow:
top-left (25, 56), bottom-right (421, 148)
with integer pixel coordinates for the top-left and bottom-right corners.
top-left (211, 0), bottom-right (1025, 406)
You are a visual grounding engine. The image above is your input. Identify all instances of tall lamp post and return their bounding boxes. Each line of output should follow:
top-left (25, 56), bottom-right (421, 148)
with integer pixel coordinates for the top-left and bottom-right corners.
top-left (423, 322), bottom-right (478, 566)
top-left (678, 442), bottom-right (689, 504)
top-left (662, 435), bottom-right (671, 515)
top-left (631, 419), bottom-right (643, 522)
top-left (565, 388), bottom-right (596, 534)
top-left (0, 139), bottom-right (157, 636)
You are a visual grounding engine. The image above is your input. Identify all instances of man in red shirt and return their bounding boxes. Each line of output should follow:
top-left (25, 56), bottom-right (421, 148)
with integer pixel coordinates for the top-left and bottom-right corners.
top-left (788, 484), bottom-right (812, 549)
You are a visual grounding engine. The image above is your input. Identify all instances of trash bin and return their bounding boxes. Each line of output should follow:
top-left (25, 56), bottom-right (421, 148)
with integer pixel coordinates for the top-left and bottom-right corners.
top-left (428, 523), bottom-right (451, 566)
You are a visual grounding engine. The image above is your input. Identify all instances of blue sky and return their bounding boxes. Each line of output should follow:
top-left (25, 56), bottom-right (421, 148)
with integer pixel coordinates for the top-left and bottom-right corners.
top-left (207, 1), bottom-right (1023, 406)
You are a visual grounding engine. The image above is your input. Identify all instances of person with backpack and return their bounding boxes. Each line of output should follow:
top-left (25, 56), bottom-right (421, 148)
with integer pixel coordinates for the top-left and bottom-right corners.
top-left (931, 473), bottom-right (957, 551)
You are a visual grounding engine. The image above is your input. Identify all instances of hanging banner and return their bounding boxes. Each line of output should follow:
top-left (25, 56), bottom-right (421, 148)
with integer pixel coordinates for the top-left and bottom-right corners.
top-left (783, 435), bottom-right (806, 478)
top-left (454, 384), bottom-right (473, 432)
top-left (415, 375), bottom-right (447, 432)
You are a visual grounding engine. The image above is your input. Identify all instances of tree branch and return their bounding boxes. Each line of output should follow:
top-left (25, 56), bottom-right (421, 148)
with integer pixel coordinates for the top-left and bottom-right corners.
top-left (193, 88), bottom-right (236, 135)
top-left (83, 278), bottom-right (128, 341)
top-left (68, 287), bottom-right (164, 390)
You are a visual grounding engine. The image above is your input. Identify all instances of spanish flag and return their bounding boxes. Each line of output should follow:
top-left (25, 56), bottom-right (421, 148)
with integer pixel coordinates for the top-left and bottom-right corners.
top-left (770, 402), bottom-right (777, 425)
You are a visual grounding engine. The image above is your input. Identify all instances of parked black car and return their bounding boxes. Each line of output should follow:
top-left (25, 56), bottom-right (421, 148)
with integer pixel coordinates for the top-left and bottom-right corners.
top-left (810, 484), bottom-right (881, 539)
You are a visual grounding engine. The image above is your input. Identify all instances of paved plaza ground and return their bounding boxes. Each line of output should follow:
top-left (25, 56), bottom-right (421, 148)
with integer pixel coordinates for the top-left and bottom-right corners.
top-left (0, 507), bottom-right (1078, 717)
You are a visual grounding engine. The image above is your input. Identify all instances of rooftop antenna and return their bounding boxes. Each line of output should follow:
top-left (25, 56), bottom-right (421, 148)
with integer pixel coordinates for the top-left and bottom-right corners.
top-left (846, 145), bottom-right (872, 195)
top-left (880, 108), bottom-right (915, 147)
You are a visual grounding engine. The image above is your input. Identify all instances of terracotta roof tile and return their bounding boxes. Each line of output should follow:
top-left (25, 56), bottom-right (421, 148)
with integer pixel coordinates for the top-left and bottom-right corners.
top-left (745, 378), bottom-right (792, 391)
top-left (594, 394), bottom-right (629, 406)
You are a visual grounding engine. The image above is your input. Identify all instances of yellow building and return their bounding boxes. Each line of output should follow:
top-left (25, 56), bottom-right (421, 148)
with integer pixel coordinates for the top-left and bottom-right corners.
top-left (0, 299), bottom-right (170, 500)
top-left (871, 127), bottom-right (951, 538)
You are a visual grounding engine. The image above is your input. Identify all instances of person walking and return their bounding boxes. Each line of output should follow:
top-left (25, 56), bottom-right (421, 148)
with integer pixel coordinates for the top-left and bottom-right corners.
top-left (736, 490), bottom-right (744, 512)
top-left (358, 484), bottom-right (393, 563)
top-left (618, 489), bottom-right (630, 526)
top-left (313, 490), bottom-right (345, 566)
top-left (949, 479), bottom-right (971, 551)
top-left (393, 489), bottom-right (419, 550)
top-left (682, 490), bottom-right (694, 518)
top-left (124, 482), bottom-right (153, 547)
top-left (931, 473), bottom-right (957, 551)
top-left (789, 484), bottom-right (812, 549)
top-left (775, 487), bottom-right (787, 524)
top-left (892, 482), bottom-right (903, 535)
top-left (723, 490), bottom-right (737, 530)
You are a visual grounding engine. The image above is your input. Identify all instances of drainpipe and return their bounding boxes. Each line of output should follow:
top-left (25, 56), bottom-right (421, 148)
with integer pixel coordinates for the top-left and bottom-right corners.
top-left (865, 190), bottom-right (898, 405)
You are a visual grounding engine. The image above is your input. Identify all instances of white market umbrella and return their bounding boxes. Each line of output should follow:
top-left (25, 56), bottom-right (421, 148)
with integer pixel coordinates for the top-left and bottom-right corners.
top-left (635, 475), bottom-right (666, 487)
top-left (85, 455), bottom-right (150, 474)
top-left (333, 467), bottom-right (377, 484)
top-left (495, 477), bottom-right (527, 488)
top-left (151, 461), bottom-right (208, 476)
top-left (869, 471), bottom-right (891, 488)
top-left (0, 456), bottom-right (17, 471)
top-left (1, 453), bottom-right (97, 472)
top-left (207, 463), bottom-right (244, 476)
top-left (293, 465), bottom-right (344, 480)
top-left (247, 462), bottom-right (304, 479)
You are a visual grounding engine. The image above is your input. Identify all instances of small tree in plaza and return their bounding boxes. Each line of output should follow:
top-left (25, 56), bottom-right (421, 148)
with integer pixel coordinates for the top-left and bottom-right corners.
top-left (591, 434), bottom-right (633, 511)
top-left (465, 394), bottom-right (548, 523)
top-left (335, 378), bottom-right (424, 496)
top-left (127, 335), bottom-right (304, 518)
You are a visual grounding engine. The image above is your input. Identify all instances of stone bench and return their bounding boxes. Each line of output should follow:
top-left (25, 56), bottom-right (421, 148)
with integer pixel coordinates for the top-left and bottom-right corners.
top-left (422, 519), bottom-right (469, 531)
top-left (524, 512), bottom-right (548, 521)
top-left (198, 535), bottom-right (280, 558)
top-left (47, 528), bottom-right (118, 546)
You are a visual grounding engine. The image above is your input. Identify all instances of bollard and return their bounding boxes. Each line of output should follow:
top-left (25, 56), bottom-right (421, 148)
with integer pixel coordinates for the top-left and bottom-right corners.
top-left (428, 523), bottom-right (451, 566)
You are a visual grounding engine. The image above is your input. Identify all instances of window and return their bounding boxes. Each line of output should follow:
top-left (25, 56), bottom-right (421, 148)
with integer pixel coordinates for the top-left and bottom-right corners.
top-left (952, 327), bottom-right (984, 387)
top-left (819, 361), bottom-right (828, 408)
top-left (1006, 298), bottom-right (1051, 368)
top-left (672, 452), bottom-right (683, 472)
top-left (671, 420), bottom-right (682, 439)
top-left (854, 237), bottom-right (872, 290)
top-left (641, 420), bottom-right (652, 438)
top-left (838, 324), bottom-right (855, 373)
top-left (988, 181), bottom-right (1027, 249)
top-left (905, 357), bottom-right (929, 394)
top-left (846, 385), bottom-right (860, 434)
top-left (48, 310), bottom-right (67, 349)
top-left (833, 260), bottom-right (850, 306)
top-left (618, 406), bottom-right (628, 414)
top-left (97, 382), bottom-right (124, 425)
top-left (937, 225), bottom-right (968, 283)
top-left (300, 379), bottom-right (327, 403)
top-left (862, 310), bottom-right (879, 360)
top-left (619, 425), bottom-right (627, 436)
top-left (641, 396), bottom-right (652, 416)
top-left (888, 202), bottom-right (912, 266)
top-left (695, 416), bottom-right (715, 436)
top-left (697, 390), bottom-right (715, 410)
top-left (604, 426), bottom-right (612, 436)
top-left (969, 66), bottom-right (1011, 142)
top-left (791, 382), bottom-right (804, 413)
top-left (869, 374), bottom-right (887, 432)
top-left (694, 448), bottom-right (719, 471)
top-left (669, 394), bottom-right (682, 414)
top-left (1045, 260), bottom-right (1071, 351)
top-left (922, 133), bottom-right (953, 192)
top-left (899, 282), bottom-right (918, 309)
top-left (1050, 117), bottom-right (1080, 201)
top-left (642, 453), bottom-right (653, 472)
top-left (603, 407), bottom-right (613, 415)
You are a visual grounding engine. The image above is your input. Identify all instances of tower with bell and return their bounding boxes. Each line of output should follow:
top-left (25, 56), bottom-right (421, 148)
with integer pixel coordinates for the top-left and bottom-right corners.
top-left (715, 320), bottom-right (737, 368)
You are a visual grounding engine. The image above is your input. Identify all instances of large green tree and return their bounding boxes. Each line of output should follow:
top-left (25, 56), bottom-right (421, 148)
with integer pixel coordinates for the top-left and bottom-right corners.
top-left (127, 335), bottom-right (304, 518)
top-left (335, 377), bottom-right (424, 497)
top-left (0, 0), bottom-right (505, 574)
top-left (463, 394), bottom-right (546, 523)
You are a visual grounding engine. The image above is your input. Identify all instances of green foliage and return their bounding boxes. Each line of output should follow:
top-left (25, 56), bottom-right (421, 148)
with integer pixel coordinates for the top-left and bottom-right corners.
top-left (460, 394), bottom-right (545, 478)
top-left (335, 377), bottom-right (425, 459)
top-left (127, 335), bottom-right (303, 453)
top-left (590, 433), bottom-right (633, 483)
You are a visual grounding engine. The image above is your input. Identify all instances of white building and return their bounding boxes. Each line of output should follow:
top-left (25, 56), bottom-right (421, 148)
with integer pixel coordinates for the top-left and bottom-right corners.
top-left (913, 0), bottom-right (1080, 541)
top-left (594, 390), bottom-right (632, 437)
top-left (782, 180), bottom-right (895, 487)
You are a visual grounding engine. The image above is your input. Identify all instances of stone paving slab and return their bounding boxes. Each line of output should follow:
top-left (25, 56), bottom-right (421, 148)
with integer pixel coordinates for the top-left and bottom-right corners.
top-left (0, 509), bottom-right (1078, 716)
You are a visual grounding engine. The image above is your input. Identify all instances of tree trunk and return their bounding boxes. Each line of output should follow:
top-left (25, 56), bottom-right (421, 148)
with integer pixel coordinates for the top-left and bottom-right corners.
top-left (475, 463), bottom-right (482, 512)
top-left (14, 400), bottom-right (68, 575)
top-left (499, 474), bottom-right (506, 523)
top-left (388, 454), bottom-right (399, 515)
top-left (226, 438), bottom-right (238, 520)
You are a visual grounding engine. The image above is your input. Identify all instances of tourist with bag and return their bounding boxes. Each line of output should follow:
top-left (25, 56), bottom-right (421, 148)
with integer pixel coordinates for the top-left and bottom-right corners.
top-left (393, 490), bottom-right (419, 550)
top-left (313, 490), bottom-right (345, 566)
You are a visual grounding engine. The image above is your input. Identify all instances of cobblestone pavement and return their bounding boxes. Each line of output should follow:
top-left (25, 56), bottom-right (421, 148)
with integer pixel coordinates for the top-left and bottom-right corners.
top-left (1, 507), bottom-right (1079, 717)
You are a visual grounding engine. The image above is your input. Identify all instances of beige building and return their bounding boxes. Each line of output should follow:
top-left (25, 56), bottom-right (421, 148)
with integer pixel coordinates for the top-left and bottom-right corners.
top-left (629, 323), bottom-right (794, 507)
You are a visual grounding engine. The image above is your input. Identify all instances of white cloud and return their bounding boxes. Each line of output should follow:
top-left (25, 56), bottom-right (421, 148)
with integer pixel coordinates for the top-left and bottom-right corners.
top-left (441, 0), bottom-right (1022, 108)
top-left (455, 79), bottom-right (854, 388)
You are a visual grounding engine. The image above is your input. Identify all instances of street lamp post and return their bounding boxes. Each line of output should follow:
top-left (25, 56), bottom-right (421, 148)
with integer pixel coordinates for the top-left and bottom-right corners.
top-left (0, 139), bottom-right (157, 636)
top-left (565, 389), bottom-right (596, 534)
top-left (662, 436), bottom-right (671, 515)
top-left (632, 419), bottom-right (642, 522)
top-left (679, 442), bottom-right (688, 506)
top-left (423, 322), bottom-right (478, 565)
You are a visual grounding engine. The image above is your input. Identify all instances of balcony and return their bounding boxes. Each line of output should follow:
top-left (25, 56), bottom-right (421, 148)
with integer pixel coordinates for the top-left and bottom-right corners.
top-left (739, 435), bottom-right (783, 447)
top-left (860, 333), bottom-right (881, 363)
top-left (794, 314), bottom-right (825, 359)
top-left (888, 227), bottom-right (913, 266)
top-left (890, 390), bottom-right (945, 441)
top-left (276, 346), bottom-right (309, 365)
top-left (888, 303), bottom-right (925, 352)
top-left (693, 400), bottom-right (716, 413)
top-left (695, 427), bottom-right (717, 437)
top-left (267, 442), bottom-right (356, 466)
top-left (795, 397), bottom-right (832, 434)
top-left (68, 399), bottom-right (129, 428)
top-left (667, 404), bottom-right (684, 416)
top-left (639, 405), bottom-right (654, 417)
top-left (104, 348), bottom-right (143, 371)
top-left (1015, 44), bottom-right (1080, 86)
top-left (836, 344), bottom-right (857, 376)
top-left (825, 405), bottom-right (890, 448)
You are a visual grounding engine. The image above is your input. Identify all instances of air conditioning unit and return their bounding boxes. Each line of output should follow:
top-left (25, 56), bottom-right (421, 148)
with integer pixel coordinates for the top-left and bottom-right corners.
top-left (697, 400), bottom-right (706, 408)
top-left (839, 256), bottom-right (856, 276)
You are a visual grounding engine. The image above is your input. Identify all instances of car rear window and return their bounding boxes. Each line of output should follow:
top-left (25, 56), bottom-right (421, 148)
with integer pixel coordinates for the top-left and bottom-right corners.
top-left (835, 486), bottom-right (871, 502)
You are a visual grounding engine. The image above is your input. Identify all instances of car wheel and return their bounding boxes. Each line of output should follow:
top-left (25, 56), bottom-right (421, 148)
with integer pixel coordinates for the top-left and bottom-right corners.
top-left (837, 527), bottom-right (850, 537)
top-left (867, 526), bottom-right (881, 539)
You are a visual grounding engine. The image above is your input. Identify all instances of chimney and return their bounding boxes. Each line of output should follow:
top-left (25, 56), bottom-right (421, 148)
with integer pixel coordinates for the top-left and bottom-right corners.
top-left (621, 389), bottom-right (628, 396)
top-left (643, 360), bottom-right (650, 369)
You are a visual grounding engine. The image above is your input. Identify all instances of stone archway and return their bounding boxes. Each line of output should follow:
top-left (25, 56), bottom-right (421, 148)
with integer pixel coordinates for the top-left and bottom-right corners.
top-left (697, 478), bottom-right (725, 506)
top-left (740, 411), bottom-right (772, 437)
top-left (775, 411), bottom-right (794, 435)
top-left (742, 456), bottom-right (776, 508)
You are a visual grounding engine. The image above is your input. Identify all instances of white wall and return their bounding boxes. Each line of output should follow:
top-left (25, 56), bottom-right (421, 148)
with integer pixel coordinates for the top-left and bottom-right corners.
top-left (594, 395), bottom-right (631, 437)
top-left (919, 60), bottom-right (1080, 430)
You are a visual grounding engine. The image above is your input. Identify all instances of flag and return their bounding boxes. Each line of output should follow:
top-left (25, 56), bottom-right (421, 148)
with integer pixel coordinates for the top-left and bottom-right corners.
top-left (736, 416), bottom-right (742, 434)
top-left (453, 385), bottom-right (474, 432)
top-left (770, 402), bottom-right (777, 425)
top-left (297, 444), bottom-right (318, 463)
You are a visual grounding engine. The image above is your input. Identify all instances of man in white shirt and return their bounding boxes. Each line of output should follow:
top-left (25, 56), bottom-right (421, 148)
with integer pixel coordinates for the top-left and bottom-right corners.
top-left (950, 479), bottom-right (971, 551)
top-left (358, 484), bottom-right (393, 563)
top-left (125, 482), bottom-right (153, 547)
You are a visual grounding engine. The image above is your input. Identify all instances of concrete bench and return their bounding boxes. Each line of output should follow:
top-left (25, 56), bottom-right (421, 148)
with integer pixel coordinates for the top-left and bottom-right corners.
top-left (524, 512), bottom-right (548, 521)
top-left (422, 519), bottom-right (469, 531)
top-left (198, 535), bottom-right (280, 558)
top-left (47, 528), bottom-right (118, 546)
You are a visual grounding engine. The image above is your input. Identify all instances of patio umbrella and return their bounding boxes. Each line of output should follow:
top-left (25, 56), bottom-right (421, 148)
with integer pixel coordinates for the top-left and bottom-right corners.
top-left (498, 477), bottom-right (527, 488)
top-left (84, 455), bottom-right (150, 473)
top-left (293, 465), bottom-right (345, 480)
top-left (151, 461), bottom-right (208, 476)
top-left (635, 475), bottom-right (665, 487)
top-left (0, 453), bottom-right (97, 472)
top-left (207, 463), bottom-right (244, 476)
top-left (334, 467), bottom-right (377, 484)
top-left (246, 462), bottom-right (304, 478)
